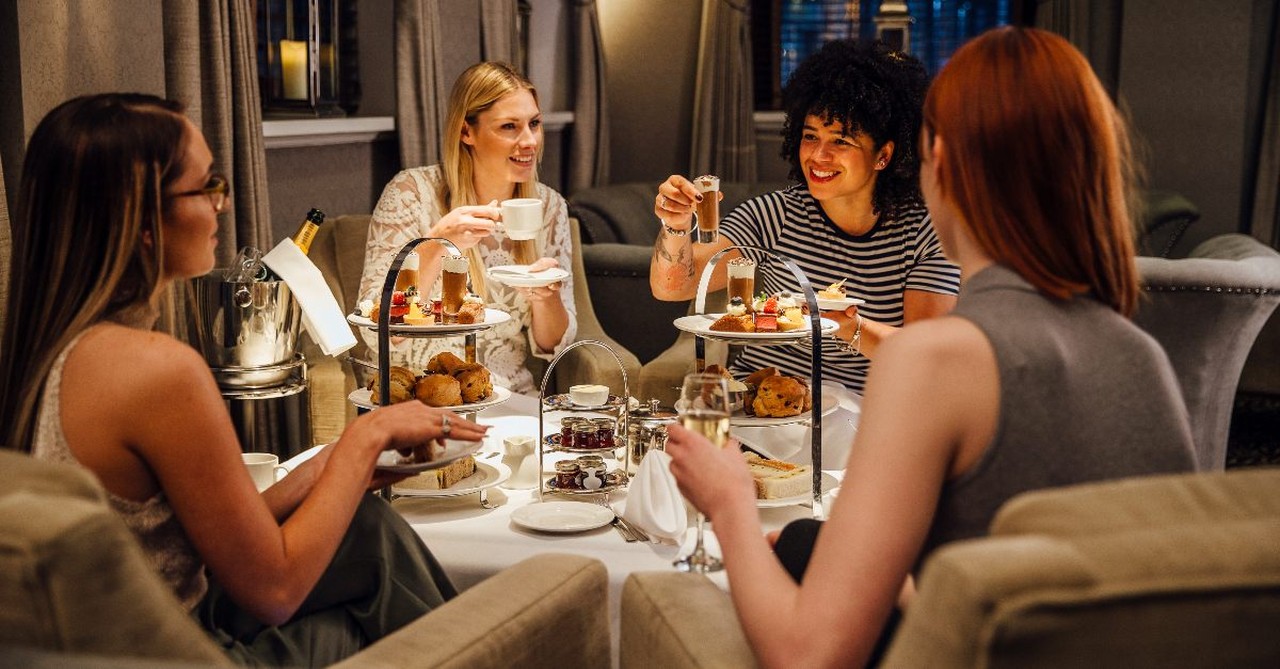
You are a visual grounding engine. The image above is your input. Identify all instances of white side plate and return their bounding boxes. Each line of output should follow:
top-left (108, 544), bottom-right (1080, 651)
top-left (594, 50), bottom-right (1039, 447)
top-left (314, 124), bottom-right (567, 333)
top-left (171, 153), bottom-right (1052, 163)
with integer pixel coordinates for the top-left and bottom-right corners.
top-left (510, 501), bottom-right (615, 533)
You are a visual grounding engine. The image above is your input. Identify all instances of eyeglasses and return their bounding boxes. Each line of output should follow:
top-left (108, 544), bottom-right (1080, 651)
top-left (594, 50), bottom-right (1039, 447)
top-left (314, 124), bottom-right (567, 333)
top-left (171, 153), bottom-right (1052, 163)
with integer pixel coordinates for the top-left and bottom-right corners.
top-left (168, 173), bottom-right (230, 213)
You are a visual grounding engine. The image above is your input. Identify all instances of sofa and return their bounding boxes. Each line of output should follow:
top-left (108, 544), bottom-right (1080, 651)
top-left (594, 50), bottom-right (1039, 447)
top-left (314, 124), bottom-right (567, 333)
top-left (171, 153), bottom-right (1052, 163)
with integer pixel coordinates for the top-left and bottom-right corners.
top-left (619, 467), bottom-right (1280, 668)
top-left (0, 449), bottom-right (612, 668)
top-left (301, 214), bottom-right (642, 446)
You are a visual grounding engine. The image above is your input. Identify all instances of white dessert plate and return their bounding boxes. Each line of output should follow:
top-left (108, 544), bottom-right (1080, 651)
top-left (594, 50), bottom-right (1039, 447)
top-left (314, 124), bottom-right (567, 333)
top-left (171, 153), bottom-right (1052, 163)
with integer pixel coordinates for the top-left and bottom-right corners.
top-left (675, 314), bottom-right (839, 342)
top-left (757, 471), bottom-right (839, 508)
top-left (347, 308), bottom-right (511, 334)
top-left (815, 296), bottom-right (866, 312)
top-left (393, 460), bottom-right (510, 498)
top-left (510, 501), bottom-right (614, 533)
top-left (487, 265), bottom-right (571, 288)
top-left (348, 385), bottom-right (513, 412)
top-left (375, 439), bottom-right (482, 474)
top-left (678, 393), bottom-right (839, 427)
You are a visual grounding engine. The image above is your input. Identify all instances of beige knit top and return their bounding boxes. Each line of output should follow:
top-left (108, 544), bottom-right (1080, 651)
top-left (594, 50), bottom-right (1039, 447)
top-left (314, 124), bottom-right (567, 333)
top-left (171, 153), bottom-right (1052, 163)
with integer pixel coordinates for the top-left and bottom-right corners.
top-left (32, 328), bottom-right (209, 610)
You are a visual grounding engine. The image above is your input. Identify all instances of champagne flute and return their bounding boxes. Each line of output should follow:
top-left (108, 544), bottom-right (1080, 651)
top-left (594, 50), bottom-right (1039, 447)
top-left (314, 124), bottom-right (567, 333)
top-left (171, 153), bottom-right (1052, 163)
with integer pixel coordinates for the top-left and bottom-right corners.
top-left (673, 372), bottom-right (732, 573)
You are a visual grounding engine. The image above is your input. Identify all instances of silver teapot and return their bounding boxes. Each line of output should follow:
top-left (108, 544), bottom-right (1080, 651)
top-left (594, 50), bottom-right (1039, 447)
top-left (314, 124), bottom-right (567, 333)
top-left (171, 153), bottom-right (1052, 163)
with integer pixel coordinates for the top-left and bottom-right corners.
top-left (625, 399), bottom-right (679, 467)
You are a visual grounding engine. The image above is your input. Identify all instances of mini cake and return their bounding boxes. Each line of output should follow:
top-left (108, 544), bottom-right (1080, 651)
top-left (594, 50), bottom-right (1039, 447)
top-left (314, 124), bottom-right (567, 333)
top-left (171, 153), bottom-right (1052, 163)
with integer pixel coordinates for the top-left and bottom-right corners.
top-left (775, 307), bottom-right (806, 331)
top-left (709, 312), bottom-right (753, 333)
top-left (743, 452), bottom-right (812, 499)
top-left (403, 301), bottom-right (431, 326)
top-left (397, 455), bottom-right (477, 490)
top-left (456, 294), bottom-right (486, 324)
top-left (818, 279), bottom-right (847, 301)
top-left (753, 296), bottom-right (780, 332)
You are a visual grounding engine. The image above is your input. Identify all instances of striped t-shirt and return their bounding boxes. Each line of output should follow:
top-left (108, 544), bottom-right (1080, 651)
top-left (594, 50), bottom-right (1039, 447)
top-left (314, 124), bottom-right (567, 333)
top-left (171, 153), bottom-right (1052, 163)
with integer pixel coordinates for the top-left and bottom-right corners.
top-left (718, 184), bottom-right (960, 392)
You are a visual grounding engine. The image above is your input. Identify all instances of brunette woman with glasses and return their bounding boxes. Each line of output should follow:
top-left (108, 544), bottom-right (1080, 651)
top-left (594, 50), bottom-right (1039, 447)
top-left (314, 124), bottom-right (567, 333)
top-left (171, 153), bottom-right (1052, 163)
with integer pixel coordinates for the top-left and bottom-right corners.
top-left (0, 93), bottom-right (485, 665)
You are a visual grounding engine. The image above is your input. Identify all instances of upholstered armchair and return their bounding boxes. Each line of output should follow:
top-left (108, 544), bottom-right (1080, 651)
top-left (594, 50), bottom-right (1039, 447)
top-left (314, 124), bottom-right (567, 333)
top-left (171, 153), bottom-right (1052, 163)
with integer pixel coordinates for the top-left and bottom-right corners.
top-left (619, 468), bottom-right (1280, 668)
top-left (302, 214), bottom-right (641, 445)
top-left (0, 450), bottom-right (611, 668)
top-left (1133, 233), bottom-right (1280, 470)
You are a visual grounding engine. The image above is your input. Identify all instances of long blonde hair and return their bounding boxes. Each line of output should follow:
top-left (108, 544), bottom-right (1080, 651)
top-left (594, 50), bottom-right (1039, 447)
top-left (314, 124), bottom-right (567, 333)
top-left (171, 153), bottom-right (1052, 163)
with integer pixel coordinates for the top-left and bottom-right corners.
top-left (439, 61), bottom-right (542, 299)
top-left (1, 93), bottom-right (188, 452)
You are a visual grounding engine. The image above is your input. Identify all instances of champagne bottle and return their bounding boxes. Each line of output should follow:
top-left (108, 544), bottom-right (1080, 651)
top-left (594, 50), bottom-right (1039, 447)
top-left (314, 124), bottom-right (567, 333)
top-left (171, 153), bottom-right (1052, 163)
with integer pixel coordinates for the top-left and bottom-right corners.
top-left (290, 208), bottom-right (326, 255)
top-left (246, 208), bottom-right (326, 282)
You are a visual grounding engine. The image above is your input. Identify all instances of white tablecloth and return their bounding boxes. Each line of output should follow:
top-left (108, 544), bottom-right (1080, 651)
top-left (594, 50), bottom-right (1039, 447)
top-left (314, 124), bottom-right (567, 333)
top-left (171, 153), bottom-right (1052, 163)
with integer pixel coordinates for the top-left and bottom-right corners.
top-left (286, 387), bottom-right (861, 665)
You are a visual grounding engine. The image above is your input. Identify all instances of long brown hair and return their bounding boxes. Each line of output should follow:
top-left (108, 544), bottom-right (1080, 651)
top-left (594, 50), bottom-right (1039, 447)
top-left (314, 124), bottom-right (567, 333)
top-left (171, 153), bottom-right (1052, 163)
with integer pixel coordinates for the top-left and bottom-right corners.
top-left (0, 93), bottom-right (187, 452)
top-left (440, 61), bottom-right (541, 298)
top-left (924, 27), bottom-right (1140, 315)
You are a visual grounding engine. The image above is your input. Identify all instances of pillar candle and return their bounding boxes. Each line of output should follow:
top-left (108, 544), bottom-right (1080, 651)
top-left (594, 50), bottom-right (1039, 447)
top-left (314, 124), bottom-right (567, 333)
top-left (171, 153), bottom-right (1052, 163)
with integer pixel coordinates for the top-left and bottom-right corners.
top-left (280, 39), bottom-right (307, 101)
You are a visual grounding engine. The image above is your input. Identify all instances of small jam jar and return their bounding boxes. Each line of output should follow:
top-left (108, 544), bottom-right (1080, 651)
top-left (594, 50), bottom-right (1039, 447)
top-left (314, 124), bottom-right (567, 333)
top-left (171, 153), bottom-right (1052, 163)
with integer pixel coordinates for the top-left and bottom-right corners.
top-left (572, 422), bottom-right (597, 450)
top-left (590, 417), bottom-right (616, 449)
top-left (559, 417), bottom-right (582, 447)
top-left (555, 460), bottom-right (581, 489)
top-left (577, 455), bottom-right (607, 490)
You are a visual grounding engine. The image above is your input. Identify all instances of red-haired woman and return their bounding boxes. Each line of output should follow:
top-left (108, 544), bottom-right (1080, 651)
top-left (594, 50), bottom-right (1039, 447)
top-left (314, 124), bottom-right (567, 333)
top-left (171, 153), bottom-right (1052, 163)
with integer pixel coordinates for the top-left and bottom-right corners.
top-left (665, 27), bottom-right (1196, 667)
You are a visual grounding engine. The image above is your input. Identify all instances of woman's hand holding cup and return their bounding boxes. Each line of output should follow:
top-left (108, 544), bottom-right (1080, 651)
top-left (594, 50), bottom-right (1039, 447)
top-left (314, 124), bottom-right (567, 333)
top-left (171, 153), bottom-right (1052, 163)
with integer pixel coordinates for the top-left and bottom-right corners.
top-left (430, 201), bottom-right (500, 251)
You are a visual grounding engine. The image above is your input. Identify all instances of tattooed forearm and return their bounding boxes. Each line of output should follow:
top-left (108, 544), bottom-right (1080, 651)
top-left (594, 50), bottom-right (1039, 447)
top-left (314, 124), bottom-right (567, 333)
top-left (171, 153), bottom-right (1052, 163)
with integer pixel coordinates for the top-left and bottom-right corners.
top-left (653, 233), bottom-right (695, 280)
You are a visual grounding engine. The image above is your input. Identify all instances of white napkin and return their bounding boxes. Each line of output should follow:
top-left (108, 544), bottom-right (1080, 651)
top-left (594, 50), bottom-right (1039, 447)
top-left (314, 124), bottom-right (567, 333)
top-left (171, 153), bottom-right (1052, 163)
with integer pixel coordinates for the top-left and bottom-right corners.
top-left (622, 450), bottom-right (688, 544)
top-left (262, 239), bottom-right (356, 356)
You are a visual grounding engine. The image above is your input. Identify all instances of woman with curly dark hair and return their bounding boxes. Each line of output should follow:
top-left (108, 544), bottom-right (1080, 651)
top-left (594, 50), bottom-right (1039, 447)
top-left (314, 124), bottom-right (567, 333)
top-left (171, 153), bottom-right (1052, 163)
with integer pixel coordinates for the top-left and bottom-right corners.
top-left (649, 39), bottom-right (959, 392)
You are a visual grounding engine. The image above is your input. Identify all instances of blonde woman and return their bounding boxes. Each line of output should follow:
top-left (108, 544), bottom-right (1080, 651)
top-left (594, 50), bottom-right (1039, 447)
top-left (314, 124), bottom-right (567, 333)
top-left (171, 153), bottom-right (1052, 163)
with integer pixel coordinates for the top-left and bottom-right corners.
top-left (358, 62), bottom-right (575, 394)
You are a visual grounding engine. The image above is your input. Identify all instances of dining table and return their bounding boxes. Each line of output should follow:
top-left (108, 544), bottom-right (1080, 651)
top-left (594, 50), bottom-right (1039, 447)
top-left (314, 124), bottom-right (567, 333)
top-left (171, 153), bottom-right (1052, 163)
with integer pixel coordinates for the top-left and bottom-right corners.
top-left (285, 385), bottom-right (861, 665)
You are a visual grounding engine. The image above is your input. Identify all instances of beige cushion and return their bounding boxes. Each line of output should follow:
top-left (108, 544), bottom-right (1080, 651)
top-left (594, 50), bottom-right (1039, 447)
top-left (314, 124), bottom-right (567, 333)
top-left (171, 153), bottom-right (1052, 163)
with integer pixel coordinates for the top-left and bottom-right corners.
top-left (0, 453), bottom-right (230, 663)
top-left (341, 553), bottom-right (610, 669)
top-left (620, 572), bottom-right (757, 669)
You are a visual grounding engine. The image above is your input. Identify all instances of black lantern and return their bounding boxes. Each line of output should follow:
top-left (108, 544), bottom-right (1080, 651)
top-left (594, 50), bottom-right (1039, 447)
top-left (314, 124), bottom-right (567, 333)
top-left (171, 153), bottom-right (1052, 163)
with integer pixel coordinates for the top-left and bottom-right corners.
top-left (874, 1), bottom-right (913, 53)
top-left (258, 0), bottom-right (345, 117)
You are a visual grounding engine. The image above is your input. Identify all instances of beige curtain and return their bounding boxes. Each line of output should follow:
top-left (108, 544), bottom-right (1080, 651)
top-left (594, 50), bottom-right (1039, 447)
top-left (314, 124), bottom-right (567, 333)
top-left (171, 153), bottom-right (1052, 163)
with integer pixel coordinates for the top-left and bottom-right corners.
top-left (1248, 9), bottom-right (1278, 247)
top-left (690, 0), bottom-right (756, 181)
top-left (395, 0), bottom-right (449, 169)
top-left (480, 0), bottom-right (520, 64)
top-left (1035, 0), bottom-right (1123, 98)
top-left (160, 0), bottom-right (271, 338)
top-left (0, 153), bottom-right (9, 338)
top-left (569, 0), bottom-right (610, 192)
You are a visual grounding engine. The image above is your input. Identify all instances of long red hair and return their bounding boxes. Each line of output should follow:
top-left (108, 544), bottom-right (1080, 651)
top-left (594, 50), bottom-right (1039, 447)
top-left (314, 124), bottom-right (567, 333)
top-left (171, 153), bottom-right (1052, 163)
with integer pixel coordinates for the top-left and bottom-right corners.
top-left (924, 27), bottom-right (1139, 315)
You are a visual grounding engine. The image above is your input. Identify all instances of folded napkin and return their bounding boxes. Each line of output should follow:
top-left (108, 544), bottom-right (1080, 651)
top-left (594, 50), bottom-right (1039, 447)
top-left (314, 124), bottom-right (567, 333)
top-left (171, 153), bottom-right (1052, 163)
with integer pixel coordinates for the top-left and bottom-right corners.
top-left (263, 239), bottom-right (356, 356)
top-left (622, 450), bottom-right (688, 544)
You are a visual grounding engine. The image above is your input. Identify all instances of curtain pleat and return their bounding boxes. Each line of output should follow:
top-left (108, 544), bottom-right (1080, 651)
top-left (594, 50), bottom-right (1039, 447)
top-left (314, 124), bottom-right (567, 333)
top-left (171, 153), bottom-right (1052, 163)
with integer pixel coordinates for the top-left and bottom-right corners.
top-left (690, 0), bottom-right (756, 181)
top-left (395, 0), bottom-right (448, 170)
top-left (160, 0), bottom-right (271, 339)
top-left (480, 0), bottom-right (520, 64)
top-left (1035, 0), bottom-right (1123, 98)
top-left (569, 0), bottom-right (609, 192)
top-left (1249, 10), bottom-right (1279, 247)
top-left (0, 152), bottom-right (9, 337)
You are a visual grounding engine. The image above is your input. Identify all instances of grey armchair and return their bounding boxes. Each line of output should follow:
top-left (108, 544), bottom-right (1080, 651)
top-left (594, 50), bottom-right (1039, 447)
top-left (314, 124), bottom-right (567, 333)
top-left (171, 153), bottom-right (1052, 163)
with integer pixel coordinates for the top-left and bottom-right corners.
top-left (1133, 233), bottom-right (1280, 470)
top-left (0, 449), bottom-right (611, 668)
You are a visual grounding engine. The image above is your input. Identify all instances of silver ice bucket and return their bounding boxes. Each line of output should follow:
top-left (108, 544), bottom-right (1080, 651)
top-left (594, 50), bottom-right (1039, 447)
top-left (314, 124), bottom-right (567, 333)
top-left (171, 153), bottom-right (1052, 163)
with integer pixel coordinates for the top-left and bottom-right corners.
top-left (188, 271), bottom-right (302, 386)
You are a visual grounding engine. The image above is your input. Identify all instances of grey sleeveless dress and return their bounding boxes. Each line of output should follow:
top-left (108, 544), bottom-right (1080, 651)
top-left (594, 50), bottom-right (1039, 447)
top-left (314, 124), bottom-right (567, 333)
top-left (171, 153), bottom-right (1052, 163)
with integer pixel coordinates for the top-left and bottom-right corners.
top-left (920, 264), bottom-right (1196, 563)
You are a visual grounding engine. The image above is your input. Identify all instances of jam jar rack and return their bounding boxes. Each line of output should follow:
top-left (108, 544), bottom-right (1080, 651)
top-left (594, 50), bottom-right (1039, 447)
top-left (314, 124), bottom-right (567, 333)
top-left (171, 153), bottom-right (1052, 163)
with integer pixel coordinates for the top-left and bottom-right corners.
top-left (688, 245), bottom-right (829, 519)
top-left (535, 339), bottom-right (633, 501)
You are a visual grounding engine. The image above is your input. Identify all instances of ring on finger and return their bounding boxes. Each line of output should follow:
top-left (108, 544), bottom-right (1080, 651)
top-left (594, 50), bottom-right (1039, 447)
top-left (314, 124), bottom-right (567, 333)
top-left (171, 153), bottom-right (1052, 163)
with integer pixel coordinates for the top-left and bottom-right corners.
top-left (441, 414), bottom-right (452, 437)
top-left (659, 194), bottom-right (667, 208)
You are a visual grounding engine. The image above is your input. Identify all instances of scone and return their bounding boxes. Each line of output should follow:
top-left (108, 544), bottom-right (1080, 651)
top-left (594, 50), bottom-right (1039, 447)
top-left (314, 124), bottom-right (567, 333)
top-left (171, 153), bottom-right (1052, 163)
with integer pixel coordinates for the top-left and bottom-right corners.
top-left (368, 365), bottom-right (417, 405)
top-left (426, 351), bottom-right (467, 376)
top-left (452, 362), bottom-right (493, 403)
top-left (414, 373), bottom-right (463, 407)
top-left (751, 375), bottom-right (809, 418)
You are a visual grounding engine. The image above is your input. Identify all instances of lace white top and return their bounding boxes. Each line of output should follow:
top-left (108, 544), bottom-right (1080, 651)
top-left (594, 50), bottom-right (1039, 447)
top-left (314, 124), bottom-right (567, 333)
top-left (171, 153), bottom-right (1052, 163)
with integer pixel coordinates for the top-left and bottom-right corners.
top-left (357, 165), bottom-right (578, 394)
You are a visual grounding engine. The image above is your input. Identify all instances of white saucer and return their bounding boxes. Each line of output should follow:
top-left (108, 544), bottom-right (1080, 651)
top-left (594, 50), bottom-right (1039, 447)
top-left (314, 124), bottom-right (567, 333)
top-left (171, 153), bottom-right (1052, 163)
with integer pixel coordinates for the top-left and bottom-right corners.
top-left (487, 265), bottom-right (571, 288)
top-left (815, 296), bottom-right (866, 312)
top-left (510, 501), bottom-right (614, 533)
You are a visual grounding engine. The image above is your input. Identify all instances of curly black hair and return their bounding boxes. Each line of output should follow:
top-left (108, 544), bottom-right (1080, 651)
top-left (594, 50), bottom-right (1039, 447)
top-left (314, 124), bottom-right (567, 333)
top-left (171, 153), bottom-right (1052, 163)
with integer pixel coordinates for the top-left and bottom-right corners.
top-left (780, 39), bottom-right (930, 218)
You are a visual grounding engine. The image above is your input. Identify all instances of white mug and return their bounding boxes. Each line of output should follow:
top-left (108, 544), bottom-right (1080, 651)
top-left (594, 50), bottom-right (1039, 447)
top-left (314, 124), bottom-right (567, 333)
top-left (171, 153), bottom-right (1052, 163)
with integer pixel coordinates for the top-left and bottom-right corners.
top-left (500, 198), bottom-right (543, 241)
top-left (242, 452), bottom-right (288, 492)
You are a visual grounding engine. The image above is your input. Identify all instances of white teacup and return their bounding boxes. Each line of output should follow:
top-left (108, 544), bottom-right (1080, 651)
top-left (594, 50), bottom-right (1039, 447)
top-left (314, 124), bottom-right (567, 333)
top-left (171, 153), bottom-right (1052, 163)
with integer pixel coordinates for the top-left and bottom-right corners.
top-left (500, 198), bottom-right (543, 241)
top-left (242, 452), bottom-right (288, 492)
